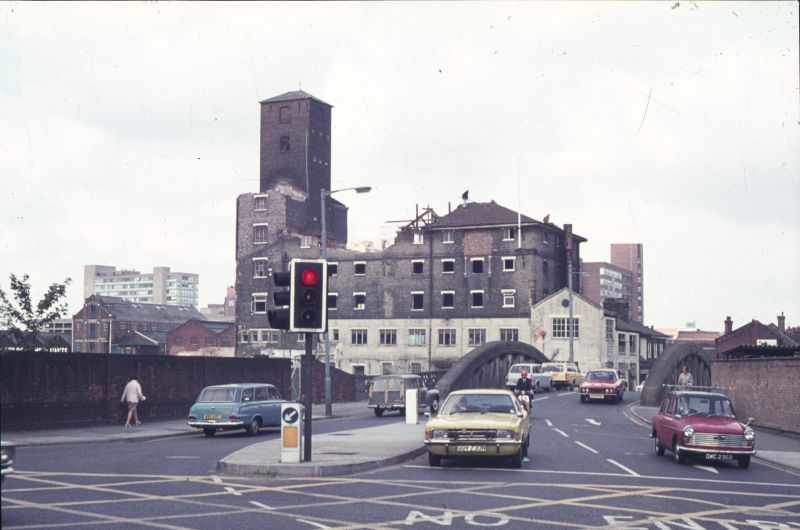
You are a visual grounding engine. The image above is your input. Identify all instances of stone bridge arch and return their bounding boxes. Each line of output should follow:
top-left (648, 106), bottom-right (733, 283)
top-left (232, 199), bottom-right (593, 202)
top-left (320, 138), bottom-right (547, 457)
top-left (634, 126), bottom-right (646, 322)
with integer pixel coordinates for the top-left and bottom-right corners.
top-left (641, 341), bottom-right (714, 406)
top-left (435, 341), bottom-right (548, 397)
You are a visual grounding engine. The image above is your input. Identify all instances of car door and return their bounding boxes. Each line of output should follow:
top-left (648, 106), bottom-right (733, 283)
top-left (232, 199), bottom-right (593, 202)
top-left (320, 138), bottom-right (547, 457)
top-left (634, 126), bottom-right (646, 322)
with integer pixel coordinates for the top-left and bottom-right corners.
top-left (239, 386), bottom-right (256, 423)
top-left (654, 396), bottom-right (672, 445)
top-left (253, 385), bottom-right (270, 425)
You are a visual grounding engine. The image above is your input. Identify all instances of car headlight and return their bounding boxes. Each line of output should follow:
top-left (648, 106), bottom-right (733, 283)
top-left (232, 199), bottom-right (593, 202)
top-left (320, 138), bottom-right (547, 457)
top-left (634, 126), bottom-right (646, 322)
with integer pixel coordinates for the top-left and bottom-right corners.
top-left (495, 429), bottom-right (514, 439)
top-left (580, 387), bottom-right (588, 393)
top-left (432, 429), bottom-right (447, 439)
top-left (605, 388), bottom-right (613, 394)
top-left (744, 429), bottom-right (755, 441)
top-left (683, 426), bottom-right (694, 439)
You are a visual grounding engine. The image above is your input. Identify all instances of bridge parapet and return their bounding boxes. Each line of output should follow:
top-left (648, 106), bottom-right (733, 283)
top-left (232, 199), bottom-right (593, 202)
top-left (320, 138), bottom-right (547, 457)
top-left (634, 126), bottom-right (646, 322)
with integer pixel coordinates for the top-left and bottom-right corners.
top-left (640, 341), bottom-right (713, 406)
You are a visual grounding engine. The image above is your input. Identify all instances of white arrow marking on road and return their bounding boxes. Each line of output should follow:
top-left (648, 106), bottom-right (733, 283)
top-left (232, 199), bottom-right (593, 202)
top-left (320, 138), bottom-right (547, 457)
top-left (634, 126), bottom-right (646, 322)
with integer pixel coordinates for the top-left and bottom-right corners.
top-left (585, 418), bottom-right (601, 426)
top-left (693, 465), bottom-right (719, 474)
top-left (297, 519), bottom-right (332, 529)
top-left (575, 441), bottom-right (599, 454)
top-left (250, 501), bottom-right (274, 510)
top-left (224, 486), bottom-right (242, 496)
top-left (553, 428), bottom-right (569, 438)
top-left (606, 459), bottom-right (639, 477)
top-left (210, 475), bottom-right (223, 483)
top-left (544, 419), bottom-right (553, 427)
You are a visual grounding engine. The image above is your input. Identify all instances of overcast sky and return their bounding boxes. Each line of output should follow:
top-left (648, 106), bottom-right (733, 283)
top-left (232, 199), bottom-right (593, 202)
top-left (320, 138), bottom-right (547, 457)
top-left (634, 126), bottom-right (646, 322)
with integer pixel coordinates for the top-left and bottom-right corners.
top-left (1, 1), bottom-right (798, 332)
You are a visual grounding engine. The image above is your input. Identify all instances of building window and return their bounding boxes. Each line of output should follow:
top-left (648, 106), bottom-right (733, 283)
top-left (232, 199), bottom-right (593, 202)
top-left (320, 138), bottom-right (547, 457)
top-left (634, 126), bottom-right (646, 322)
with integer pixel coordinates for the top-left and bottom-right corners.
top-left (411, 292), bottom-right (424, 311)
top-left (500, 328), bottom-right (519, 342)
top-left (351, 328), bottom-right (368, 345)
top-left (501, 289), bottom-right (516, 308)
top-left (441, 291), bottom-right (454, 309)
top-left (471, 258), bottom-right (484, 274)
top-left (191, 336), bottom-right (200, 347)
top-left (381, 362), bottom-right (393, 375)
top-left (88, 323), bottom-right (97, 338)
top-left (410, 362), bottom-right (422, 374)
top-left (263, 330), bottom-right (280, 343)
top-left (240, 331), bottom-right (249, 343)
top-left (502, 256), bottom-right (516, 272)
top-left (629, 335), bottom-right (637, 354)
top-left (328, 292), bottom-right (338, 310)
top-left (279, 106), bottom-right (291, 123)
top-left (413, 232), bottom-right (424, 245)
top-left (543, 231), bottom-right (550, 244)
top-left (353, 292), bottom-right (366, 310)
top-left (442, 230), bottom-right (454, 244)
top-left (253, 259), bottom-right (269, 278)
top-left (299, 235), bottom-right (312, 248)
top-left (379, 329), bottom-right (397, 346)
top-left (174, 336), bottom-right (183, 346)
top-left (204, 336), bottom-right (215, 347)
top-left (503, 227), bottom-right (517, 241)
top-left (412, 260), bottom-right (424, 274)
top-left (468, 328), bottom-right (486, 346)
top-left (89, 305), bottom-right (98, 319)
top-left (354, 262), bottom-right (366, 275)
top-left (295, 333), bottom-right (305, 343)
top-left (331, 328), bottom-right (340, 342)
top-left (252, 293), bottom-right (268, 314)
top-left (553, 318), bottom-right (580, 339)
top-left (471, 290), bottom-right (484, 308)
top-left (279, 135), bottom-right (290, 152)
top-left (254, 195), bottom-right (268, 210)
top-left (408, 328), bottom-right (426, 346)
top-left (254, 224), bottom-right (269, 243)
top-left (328, 262), bottom-right (338, 275)
top-left (618, 335), bottom-right (627, 354)
top-left (438, 328), bottom-right (456, 346)
top-left (442, 259), bottom-right (455, 273)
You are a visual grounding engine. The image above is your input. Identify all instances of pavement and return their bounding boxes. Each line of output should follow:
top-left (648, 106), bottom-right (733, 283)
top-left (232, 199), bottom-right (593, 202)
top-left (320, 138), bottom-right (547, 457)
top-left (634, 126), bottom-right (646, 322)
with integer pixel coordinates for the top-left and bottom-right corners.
top-left (3, 400), bottom-right (799, 477)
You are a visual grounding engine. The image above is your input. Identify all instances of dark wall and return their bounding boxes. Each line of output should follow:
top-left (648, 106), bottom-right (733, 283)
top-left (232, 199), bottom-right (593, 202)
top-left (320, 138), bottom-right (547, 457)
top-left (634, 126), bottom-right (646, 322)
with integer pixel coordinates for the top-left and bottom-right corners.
top-left (0, 351), bottom-right (354, 431)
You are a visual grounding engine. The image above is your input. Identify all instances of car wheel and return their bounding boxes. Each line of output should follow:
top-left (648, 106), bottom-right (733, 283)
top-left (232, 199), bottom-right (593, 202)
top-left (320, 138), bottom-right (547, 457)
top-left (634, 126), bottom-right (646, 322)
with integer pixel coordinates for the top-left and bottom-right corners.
top-left (673, 439), bottom-right (686, 464)
top-left (430, 398), bottom-right (440, 414)
top-left (428, 452), bottom-right (442, 467)
top-left (203, 428), bottom-right (216, 437)
top-left (247, 417), bottom-right (261, 436)
top-left (373, 407), bottom-right (384, 417)
top-left (509, 448), bottom-right (523, 468)
top-left (654, 432), bottom-right (665, 456)
top-left (737, 455), bottom-right (751, 469)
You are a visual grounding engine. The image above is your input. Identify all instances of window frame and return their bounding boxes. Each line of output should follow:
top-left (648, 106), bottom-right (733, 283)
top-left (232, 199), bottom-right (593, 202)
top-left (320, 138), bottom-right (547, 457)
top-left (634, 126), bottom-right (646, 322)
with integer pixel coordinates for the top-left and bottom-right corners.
top-left (379, 328), bottom-right (398, 346)
top-left (441, 290), bottom-right (455, 309)
top-left (351, 328), bottom-right (368, 346)
top-left (411, 291), bottom-right (425, 311)
top-left (502, 256), bottom-right (516, 272)
top-left (471, 257), bottom-right (485, 274)
top-left (412, 259), bottom-right (424, 274)
top-left (470, 290), bottom-right (484, 309)
top-left (353, 292), bottom-right (366, 311)
top-left (442, 230), bottom-right (454, 244)
top-left (501, 289), bottom-right (516, 308)
top-left (354, 262), bottom-right (366, 275)
top-left (253, 223), bottom-right (269, 244)
top-left (441, 259), bottom-right (455, 274)
top-left (251, 292), bottom-right (268, 314)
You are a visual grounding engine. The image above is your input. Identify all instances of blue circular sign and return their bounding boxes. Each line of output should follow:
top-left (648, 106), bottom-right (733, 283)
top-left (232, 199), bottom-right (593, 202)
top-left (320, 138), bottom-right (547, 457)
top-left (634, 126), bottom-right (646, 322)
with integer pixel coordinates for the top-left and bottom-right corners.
top-left (282, 407), bottom-right (299, 424)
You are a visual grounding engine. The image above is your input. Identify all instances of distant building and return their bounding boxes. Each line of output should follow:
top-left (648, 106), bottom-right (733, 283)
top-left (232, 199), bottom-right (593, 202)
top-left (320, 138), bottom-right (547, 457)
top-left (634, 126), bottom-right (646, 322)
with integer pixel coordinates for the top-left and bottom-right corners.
top-left (581, 261), bottom-right (633, 319)
top-left (84, 265), bottom-right (199, 306)
top-left (72, 295), bottom-right (204, 354)
top-left (44, 318), bottom-right (73, 343)
top-left (610, 243), bottom-right (644, 323)
top-left (0, 330), bottom-right (71, 353)
top-left (167, 319), bottom-right (236, 356)
top-left (716, 313), bottom-right (799, 355)
top-left (201, 286), bottom-right (236, 321)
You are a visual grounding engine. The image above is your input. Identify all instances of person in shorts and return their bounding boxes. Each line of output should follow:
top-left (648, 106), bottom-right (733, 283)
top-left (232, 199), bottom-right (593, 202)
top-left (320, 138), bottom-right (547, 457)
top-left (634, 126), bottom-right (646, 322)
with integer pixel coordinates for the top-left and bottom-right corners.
top-left (121, 376), bottom-right (146, 429)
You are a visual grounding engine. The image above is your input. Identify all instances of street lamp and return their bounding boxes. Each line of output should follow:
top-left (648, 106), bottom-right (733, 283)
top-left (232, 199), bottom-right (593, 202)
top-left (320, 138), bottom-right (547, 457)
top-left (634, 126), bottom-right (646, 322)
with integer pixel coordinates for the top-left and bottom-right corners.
top-left (320, 185), bottom-right (371, 417)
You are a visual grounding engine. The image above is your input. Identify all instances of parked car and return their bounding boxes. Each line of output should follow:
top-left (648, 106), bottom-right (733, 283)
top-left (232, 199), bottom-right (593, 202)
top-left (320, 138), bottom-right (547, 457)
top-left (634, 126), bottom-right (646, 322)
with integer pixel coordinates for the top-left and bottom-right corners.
top-left (1, 441), bottom-right (15, 482)
top-left (504, 363), bottom-right (553, 392)
top-left (541, 362), bottom-right (584, 390)
top-left (424, 389), bottom-right (531, 468)
top-left (579, 369), bottom-right (625, 403)
top-left (368, 374), bottom-right (440, 417)
top-left (652, 389), bottom-right (756, 468)
top-left (187, 383), bottom-right (286, 437)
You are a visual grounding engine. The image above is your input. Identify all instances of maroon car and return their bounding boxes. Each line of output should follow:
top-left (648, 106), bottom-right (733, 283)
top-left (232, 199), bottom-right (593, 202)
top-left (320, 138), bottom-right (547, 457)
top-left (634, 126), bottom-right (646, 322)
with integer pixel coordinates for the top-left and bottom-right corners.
top-left (652, 389), bottom-right (756, 468)
top-left (579, 369), bottom-right (625, 403)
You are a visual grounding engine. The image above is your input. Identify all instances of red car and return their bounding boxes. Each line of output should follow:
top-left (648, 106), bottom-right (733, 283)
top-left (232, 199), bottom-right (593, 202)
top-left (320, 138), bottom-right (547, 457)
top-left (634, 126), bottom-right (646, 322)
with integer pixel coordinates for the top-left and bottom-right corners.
top-left (579, 370), bottom-right (625, 403)
top-left (652, 390), bottom-right (755, 468)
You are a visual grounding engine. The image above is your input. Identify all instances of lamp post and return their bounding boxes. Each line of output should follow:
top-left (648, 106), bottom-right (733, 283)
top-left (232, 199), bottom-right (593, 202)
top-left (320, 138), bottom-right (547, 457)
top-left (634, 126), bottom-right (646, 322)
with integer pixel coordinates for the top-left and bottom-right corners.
top-left (321, 185), bottom-right (371, 417)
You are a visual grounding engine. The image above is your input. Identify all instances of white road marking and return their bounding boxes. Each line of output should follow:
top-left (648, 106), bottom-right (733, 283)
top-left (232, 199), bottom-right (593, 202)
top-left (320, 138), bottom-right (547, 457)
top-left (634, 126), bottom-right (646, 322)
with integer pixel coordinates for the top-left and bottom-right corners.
top-left (606, 458), bottom-right (639, 477)
top-left (558, 391), bottom-right (576, 397)
top-left (694, 465), bottom-right (719, 474)
top-left (166, 456), bottom-right (199, 459)
top-left (544, 419), bottom-right (553, 427)
top-left (224, 486), bottom-right (242, 496)
top-left (585, 418), bottom-right (601, 426)
top-left (575, 441), bottom-right (599, 454)
top-left (297, 519), bottom-right (332, 529)
top-left (250, 501), bottom-right (274, 510)
top-left (553, 428), bottom-right (569, 438)
top-left (210, 475), bottom-right (223, 484)
top-left (532, 396), bottom-right (549, 402)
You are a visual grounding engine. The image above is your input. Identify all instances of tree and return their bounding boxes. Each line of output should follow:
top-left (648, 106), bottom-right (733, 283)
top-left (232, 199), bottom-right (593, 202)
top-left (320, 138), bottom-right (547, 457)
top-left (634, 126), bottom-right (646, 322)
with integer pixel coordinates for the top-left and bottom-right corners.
top-left (0, 274), bottom-right (72, 350)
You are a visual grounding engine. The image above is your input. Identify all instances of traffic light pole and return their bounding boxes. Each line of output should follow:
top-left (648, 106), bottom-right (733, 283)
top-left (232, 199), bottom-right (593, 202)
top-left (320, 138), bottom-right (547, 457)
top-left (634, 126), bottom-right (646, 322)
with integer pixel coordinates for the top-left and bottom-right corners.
top-left (303, 332), bottom-right (313, 461)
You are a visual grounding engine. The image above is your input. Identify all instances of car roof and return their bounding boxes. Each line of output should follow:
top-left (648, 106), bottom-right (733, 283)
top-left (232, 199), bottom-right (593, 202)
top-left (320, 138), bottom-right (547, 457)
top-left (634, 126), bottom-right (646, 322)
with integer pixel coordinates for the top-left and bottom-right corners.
top-left (667, 390), bottom-right (729, 399)
top-left (586, 369), bottom-right (615, 373)
top-left (203, 383), bottom-right (273, 389)
top-left (372, 374), bottom-right (420, 380)
top-left (448, 388), bottom-right (514, 396)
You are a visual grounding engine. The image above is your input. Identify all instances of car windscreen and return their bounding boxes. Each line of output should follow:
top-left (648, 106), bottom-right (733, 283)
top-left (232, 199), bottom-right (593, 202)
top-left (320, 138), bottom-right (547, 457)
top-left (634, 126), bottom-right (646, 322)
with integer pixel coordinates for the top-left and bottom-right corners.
top-left (541, 365), bottom-right (562, 373)
top-left (371, 378), bottom-right (402, 391)
top-left (586, 371), bottom-right (616, 382)
top-left (677, 395), bottom-right (736, 417)
top-left (441, 394), bottom-right (517, 415)
top-left (198, 387), bottom-right (237, 402)
top-left (509, 365), bottom-right (523, 373)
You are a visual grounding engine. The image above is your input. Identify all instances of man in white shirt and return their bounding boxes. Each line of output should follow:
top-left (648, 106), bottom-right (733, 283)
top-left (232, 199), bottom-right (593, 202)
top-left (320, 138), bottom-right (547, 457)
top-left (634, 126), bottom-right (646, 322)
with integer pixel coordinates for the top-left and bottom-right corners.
top-left (121, 376), bottom-right (146, 429)
top-left (677, 366), bottom-right (694, 387)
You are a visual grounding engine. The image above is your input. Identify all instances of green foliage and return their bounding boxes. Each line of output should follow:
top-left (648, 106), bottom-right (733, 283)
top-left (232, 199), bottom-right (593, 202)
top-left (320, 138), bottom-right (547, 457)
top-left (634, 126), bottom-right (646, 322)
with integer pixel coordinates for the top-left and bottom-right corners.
top-left (0, 273), bottom-right (72, 348)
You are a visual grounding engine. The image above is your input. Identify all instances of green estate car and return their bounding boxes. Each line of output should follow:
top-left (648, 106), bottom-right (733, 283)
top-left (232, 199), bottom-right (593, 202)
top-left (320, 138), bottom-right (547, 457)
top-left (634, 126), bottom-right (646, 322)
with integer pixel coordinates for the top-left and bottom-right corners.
top-left (187, 383), bottom-right (286, 437)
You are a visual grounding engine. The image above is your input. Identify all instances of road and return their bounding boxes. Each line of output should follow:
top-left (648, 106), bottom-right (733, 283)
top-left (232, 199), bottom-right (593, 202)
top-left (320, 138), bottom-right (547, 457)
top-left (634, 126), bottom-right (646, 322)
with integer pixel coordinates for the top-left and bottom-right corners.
top-left (3, 391), bottom-right (799, 529)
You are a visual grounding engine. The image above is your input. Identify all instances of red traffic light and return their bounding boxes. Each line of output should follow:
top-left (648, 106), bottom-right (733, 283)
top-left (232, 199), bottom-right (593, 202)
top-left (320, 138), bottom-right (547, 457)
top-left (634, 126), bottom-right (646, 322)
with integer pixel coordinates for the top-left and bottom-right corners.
top-left (301, 268), bottom-right (319, 286)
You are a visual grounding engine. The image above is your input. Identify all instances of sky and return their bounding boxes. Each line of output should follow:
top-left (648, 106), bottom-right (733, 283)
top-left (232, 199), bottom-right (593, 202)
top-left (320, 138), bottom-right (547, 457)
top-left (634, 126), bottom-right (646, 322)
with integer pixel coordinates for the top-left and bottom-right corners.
top-left (1, 1), bottom-right (798, 332)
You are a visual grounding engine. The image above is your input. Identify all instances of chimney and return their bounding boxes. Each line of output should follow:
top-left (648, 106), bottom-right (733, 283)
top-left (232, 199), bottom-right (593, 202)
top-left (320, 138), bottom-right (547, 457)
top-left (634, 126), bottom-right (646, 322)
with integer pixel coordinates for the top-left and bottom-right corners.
top-left (778, 312), bottom-right (786, 332)
top-left (724, 316), bottom-right (733, 335)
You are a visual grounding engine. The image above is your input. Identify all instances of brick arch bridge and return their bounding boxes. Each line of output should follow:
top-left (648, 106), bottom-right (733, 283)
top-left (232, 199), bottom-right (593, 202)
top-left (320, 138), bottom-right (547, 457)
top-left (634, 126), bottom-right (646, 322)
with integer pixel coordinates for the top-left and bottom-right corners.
top-left (640, 341), bottom-right (714, 406)
top-left (435, 341), bottom-right (548, 397)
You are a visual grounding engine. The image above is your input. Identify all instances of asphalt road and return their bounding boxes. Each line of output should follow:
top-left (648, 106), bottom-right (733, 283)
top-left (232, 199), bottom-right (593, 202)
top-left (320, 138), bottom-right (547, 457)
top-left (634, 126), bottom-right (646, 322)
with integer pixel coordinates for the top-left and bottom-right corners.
top-left (3, 391), bottom-right (799, 529)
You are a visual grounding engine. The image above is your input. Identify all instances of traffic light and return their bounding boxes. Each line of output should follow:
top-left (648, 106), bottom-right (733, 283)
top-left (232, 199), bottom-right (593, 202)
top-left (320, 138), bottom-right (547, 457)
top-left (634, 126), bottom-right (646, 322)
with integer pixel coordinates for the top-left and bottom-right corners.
top-left (291, 259), bottom-right (327, 332)
top-left (267, 271), bottom-right (291, 330)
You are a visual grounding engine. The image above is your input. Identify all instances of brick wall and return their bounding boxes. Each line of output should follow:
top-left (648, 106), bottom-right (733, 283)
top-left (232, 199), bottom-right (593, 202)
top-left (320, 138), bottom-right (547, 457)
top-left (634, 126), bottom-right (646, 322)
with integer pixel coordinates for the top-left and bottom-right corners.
top-left (712, 357), bottom-right (800, 434)
top-left (0, 351), bottom-right (355, 431)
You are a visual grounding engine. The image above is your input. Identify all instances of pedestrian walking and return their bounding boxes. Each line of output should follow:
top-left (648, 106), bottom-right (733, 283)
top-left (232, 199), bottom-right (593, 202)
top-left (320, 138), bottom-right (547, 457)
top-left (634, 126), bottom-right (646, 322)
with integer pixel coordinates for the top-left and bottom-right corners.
top-left (121, 376), bottom-right (146, 429)
top-left (677, 366), bottom-right (694, 387)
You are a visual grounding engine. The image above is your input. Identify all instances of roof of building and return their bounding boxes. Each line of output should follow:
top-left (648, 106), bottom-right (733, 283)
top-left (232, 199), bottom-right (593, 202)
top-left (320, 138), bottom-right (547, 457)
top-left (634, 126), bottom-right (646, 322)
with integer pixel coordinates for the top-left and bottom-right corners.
top-left (115, 330), bottom-right (167, 347)
top-left (614, 319), bottom-right (671, 339)
top-left (719, 344), bottom-right (800, 359)
top-left (259, 90), bottom-right (332, 107)
top-left (177, 319), bottom-right (235, 335)
top-left (675, 330), bottom-right (720, 342)
top-left (533, 287), bottom-right (604, 312)
top-left (86, 296), bottom-right (204, 323)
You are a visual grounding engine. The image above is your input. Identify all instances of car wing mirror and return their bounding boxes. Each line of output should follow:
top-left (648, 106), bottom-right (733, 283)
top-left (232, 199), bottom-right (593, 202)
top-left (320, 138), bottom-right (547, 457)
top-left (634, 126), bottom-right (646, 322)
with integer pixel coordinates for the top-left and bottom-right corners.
top-left (746, 417), bottom-right (755, 426)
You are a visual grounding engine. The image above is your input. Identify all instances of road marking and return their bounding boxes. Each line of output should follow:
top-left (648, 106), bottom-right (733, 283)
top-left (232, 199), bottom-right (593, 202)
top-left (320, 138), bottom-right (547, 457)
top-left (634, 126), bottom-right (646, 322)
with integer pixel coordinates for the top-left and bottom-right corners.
top-left (575, 441), bottom-right (599, 454)
top-left (224, 486), bottom-right (242, 496)
top-left (694, 465), bottom-right (719, 474)
top-left (250, 501), bottom-right (274, 510)
top-left (585, 418), bottom-right (601, 426)
top-left (210, 475), bottom-right (223, 484)
top-left (297, 519), bottom-right (332, 529)
top-left (553, 428), bottom-right (569, 438)
top-left (606, 458), bottom-right (639, 477)
top-left (544, 419), bottom-right (553, 427)
top-left (532, 396), bottom-right (549, 402)
top-left (166, 456), bottom-right (199, 459)
top-left (558, 391), bottom-right (576, 397)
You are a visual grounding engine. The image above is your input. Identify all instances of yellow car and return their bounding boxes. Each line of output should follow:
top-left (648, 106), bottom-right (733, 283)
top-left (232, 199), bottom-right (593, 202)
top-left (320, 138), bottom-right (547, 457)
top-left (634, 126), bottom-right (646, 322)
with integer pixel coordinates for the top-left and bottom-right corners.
top-left (424, 389), bottom-right (531, 468)
top-left (541, 362), bottom-right (584, 390)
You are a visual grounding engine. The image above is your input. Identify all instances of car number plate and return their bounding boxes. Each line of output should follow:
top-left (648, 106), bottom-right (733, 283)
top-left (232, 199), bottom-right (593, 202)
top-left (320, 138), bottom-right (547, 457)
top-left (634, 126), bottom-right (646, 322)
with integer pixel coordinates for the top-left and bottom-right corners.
top-left (455, 445), bottom-right (487, 453)
top-left (589, 394), bottom-right (605, 399)
top-left (203, 414), bottom-right (222, 420)
top-left (705, 453), bottom-right (734, 461)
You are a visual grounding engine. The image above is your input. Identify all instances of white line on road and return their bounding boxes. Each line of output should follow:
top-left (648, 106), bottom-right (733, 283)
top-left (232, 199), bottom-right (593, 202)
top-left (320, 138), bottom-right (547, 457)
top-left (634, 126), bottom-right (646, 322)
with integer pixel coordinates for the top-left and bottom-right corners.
top-left (585, 418), bottom-right (601, 426)
top-left (297, 519), bottom-right (332, 529)
top-left (694, 465), bottom-right (719, 474)
top-left (532, 396), bottom-right (549, 402)
top-left (575, 441), bottom-right (599, 454)
top-left (553, 428), bottom-right (569, 438)
top-left (210, 475), bottom-right (223, 484)
top-left (558, 392), bottom-right (576, 397)
top-left (224, 486), bottom-right (242, 496)
top-left (544, 419), bottom-right (553, 427)
top-left (606, 458), bottom-right (639, 477)
top-left (250, 501), bottom-right (274, 510)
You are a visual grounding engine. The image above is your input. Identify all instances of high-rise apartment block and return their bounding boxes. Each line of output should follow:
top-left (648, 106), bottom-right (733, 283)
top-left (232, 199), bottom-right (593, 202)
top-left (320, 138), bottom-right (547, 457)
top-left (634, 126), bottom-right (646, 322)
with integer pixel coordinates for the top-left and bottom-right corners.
top-left (610, 243), bottom-right (644, 323)
top-left (84, 265), bottom-right (199, 307)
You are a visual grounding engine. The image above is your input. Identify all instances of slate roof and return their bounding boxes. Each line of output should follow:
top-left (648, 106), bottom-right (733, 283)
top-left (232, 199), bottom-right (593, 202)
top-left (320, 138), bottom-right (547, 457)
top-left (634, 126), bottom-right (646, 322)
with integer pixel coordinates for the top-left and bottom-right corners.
top-left (614, 318), bottom-right (671, 339)
top-left (93, 296), bottom-right (204, 323)
top-left (259, 90), bottom-right (332, 107)
top-left (178, 319), bottom-right (235, 335)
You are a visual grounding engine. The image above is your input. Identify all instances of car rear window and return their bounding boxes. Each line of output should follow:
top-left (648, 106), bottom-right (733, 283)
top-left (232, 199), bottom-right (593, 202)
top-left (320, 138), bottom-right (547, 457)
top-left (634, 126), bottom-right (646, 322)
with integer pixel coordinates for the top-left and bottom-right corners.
top-left (198, 387), bottom-right (236, 402)
top-left (542, 365), bottom-right (561, 373)
top-left (509, 365), bottom-right (522, 373)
